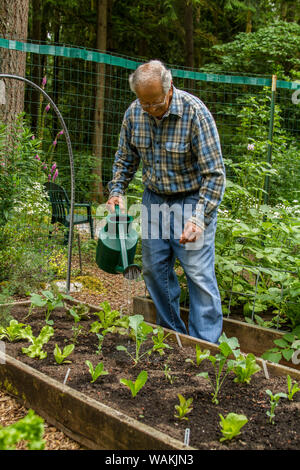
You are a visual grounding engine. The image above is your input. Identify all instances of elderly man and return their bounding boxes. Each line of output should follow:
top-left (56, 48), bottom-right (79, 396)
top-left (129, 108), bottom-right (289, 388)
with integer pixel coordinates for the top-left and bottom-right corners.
top-left (107, 60), bottom-right (225, 344)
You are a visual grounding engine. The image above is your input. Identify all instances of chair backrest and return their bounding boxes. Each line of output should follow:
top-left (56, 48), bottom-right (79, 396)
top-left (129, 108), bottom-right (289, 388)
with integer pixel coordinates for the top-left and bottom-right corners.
top-left (44, 182), bottom-right (70, 224)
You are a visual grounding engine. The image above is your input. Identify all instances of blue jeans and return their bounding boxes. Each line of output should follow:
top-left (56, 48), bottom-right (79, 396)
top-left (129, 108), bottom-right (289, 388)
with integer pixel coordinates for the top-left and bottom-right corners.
top-left (141, 188), bottom-right (222, 344)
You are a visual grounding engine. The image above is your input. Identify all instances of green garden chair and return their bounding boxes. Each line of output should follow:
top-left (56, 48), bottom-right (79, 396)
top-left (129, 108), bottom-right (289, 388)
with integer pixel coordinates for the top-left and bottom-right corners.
top-left (44, 182), bottom-right (94, 245)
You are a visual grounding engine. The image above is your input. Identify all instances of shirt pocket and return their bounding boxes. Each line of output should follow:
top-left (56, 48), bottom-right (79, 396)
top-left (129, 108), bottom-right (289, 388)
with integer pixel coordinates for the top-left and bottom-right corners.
top-left (131, 134), bottom-right (152, 165)
top-left (165, 141), bottom-right (191, 170)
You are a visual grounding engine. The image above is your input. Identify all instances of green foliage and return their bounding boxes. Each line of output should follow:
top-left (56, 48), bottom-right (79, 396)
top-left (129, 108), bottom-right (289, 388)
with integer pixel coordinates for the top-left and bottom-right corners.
top-left (0, 320), bottom-right (33, 342)
top-left (261, 326), bottom-right (300, 364)
top-left (90, 301), bottom-right (129, 336)
top-left (0, 409), bottom-right (45, 450)
top-left (54, 343), bottom-right (75, 364)
top-left (149, 326), bottom-right (172, 356)
top-left (174, 394), bottom-right (193, 421)
top-left (207, 21), bottom-right (300, 77)
top-left (21, 325), bottom-right (54, 359)
top-left (27, 290), bottom-right (73, 325)
top-left (85, 360), bottom-right (109, 383)
top-left (265, 389), bottom-right (288, 424)
top-left (163, 362), bottom-right (177, 384)
top-left (0, 116), bottom-right (44, 226)
top-left (219, 412), bottom-right (248, 442)
top-left (116, 315), bottom-right (170, 365)
top-left (116, 314), bottom-right (153, 365)
top-left (120, 370), bottom-right (148, 397)
top-left (286, 375), bottom-right (300, 401)
top-left (197, 333), bottom-right (241, 404)
top-left (229, 353), bottom-right (261, 384)
top-left (185, 344), bottom-right (210, 367)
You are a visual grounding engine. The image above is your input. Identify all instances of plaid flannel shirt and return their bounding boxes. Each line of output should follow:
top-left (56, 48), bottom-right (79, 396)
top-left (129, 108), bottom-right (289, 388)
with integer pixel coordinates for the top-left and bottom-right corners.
top-left (108, 86), bottom-right (225, 228)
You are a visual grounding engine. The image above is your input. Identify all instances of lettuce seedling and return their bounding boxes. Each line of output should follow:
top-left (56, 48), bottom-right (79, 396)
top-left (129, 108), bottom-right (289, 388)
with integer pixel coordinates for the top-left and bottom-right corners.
top-left (174, 394), bottom-right (193, 421)
top-left (265, 389), bottom-right (287, 424)
top-left (85, 360), bottom-right (109, 383)
top-left (197, 333), bottom-right (240, 404)
top-left (27, 290), bottom-right (73, 325)
top-left (116, 315), bottom-right (153, 365)
top-left (54, 344), bottom-right (75, 364)
top-left (21, 325), bottom-right (54, 359)
top-left (90, 301), bottom-right (129, 335)
top-left (229, 353), bottom-right (261, 384)
top-left (120, 370), bottom-right (148, 397)
top-left (286, 375), bottom-right (300, 401)
top-left (219, 413), bottom-right (248, 442)
top-left (0, 319), bottom-right (33, 342)
top-left (163, 362), bottom-right (177, 384)
top-left (149, 326), bottom-right (172, 356)
top-left (185, 344), bottom-right (210, 367)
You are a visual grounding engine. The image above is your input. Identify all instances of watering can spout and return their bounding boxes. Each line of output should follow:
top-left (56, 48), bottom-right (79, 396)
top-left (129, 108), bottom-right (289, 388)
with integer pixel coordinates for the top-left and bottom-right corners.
top-left (96, 205), bottom-right (141, 280)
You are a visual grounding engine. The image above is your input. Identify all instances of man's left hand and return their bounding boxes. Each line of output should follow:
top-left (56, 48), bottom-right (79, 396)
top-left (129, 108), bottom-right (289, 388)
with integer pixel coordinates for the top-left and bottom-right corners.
top-left (179, 221), bottom-right (203, 244)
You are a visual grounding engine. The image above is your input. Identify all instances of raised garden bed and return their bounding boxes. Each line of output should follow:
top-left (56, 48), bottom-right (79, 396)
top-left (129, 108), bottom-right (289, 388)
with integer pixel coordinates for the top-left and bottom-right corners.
top-left (0, 300), bottom-right (299, 450)
top-left (133, 296), bottom-right (300, 371)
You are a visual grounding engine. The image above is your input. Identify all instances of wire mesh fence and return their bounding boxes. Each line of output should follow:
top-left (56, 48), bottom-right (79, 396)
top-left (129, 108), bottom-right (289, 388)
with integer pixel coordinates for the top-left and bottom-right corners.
top-left (0, 38), bottom-right (299, 327)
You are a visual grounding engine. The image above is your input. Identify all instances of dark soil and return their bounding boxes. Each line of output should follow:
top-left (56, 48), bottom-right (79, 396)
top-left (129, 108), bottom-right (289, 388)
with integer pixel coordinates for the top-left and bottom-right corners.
top-left (2, 303), bottom-right (300, 451)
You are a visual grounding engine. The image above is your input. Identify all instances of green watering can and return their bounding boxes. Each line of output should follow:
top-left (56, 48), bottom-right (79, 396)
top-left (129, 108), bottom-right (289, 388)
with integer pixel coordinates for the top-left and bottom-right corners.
top-left (96, 205), bottom-right (141, 280)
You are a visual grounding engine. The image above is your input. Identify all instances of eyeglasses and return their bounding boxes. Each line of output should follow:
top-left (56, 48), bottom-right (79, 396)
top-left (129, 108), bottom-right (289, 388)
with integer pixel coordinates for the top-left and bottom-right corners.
top-left (139, 93), bottom-right (168, 110)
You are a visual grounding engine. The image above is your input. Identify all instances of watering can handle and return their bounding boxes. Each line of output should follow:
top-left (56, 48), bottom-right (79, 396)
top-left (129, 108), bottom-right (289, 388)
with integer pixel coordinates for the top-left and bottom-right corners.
top-left (115, 204), bottom-right (120, 215)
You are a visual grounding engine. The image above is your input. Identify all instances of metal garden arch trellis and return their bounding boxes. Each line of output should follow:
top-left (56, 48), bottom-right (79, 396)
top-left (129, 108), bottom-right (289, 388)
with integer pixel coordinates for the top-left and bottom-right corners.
top-left (0, 73), bottom-right (75, 294)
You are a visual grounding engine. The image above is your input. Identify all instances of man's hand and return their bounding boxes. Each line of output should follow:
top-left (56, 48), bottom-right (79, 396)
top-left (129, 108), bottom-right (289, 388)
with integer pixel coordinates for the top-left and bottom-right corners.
top-left (179, 221), bottom-right (203, 244)
top-left (106, 195), bottom-right (125, 213)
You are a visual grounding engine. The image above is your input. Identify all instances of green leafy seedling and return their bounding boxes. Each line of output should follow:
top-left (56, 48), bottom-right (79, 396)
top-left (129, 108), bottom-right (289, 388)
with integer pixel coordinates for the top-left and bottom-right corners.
top-left (27, 290), bottom-right (73, 325)
top-left (117, 315), bottom-right (153, 365)
top-left (286, 374), bottom-right (300, 401)
top-left (54, 344), bottom-right (75, 364)
top-left (0, 319), bottom-right (33, 342)
top-left (150, 326), bottom-right (172, 356)
top-left (21, 325), bottom-right (54, 359)
top-left (120, 370), bottom-right (148, 397)
top-left (219, 413), bottom-right (248, 442)
top-left (197, 333), bottom-right (240, 404)
top-left (229, 353), bottom-right (261, 384)
top-left (265, 389), bottom-right (287, 424)
top-left (85, 360), bottom-right (109, 383)
top-left (174, 394), bottom-right (193, 421)
top-left (163, 362), bottom-right (177, 384)
top-left (185, 344), bottom-right (210, 367)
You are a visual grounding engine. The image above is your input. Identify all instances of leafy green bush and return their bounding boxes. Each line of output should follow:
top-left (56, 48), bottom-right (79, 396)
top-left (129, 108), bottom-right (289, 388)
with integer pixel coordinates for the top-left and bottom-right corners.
top-left (0, 409), bottom-right (45, 450)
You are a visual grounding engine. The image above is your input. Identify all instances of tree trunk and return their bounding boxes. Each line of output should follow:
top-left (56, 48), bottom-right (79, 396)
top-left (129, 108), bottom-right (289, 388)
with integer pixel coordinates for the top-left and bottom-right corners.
top-left (183, 0), bottom-right (194, 92)
top-left (245, 9), bottom-right (252, 33)
top-left (0, 0), bottom-right (29, 127)
top-left (92, 0), bottom-right (108, 203)
top-left (184, 0), bottom-right (194, 69)
top-left (30, 0), bottom-right (46, 131)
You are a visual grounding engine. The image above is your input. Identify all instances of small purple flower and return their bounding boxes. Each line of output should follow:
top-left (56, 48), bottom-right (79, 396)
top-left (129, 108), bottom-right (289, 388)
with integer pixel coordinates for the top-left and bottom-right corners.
top-left (42, 164), bottom-right (47, 170)
top-left (31, 135), bottom-right (35, 140)
top-left (52, 169), bottom-right (58, 182)
top-left (35, 154), bottom-right (40, 160)
top-left (42, 76), bottom-right (47, 88)
top-left (45, 103), bottom-right (50, 112)
top-left (53, 140), bottom-right (57, 147)
top-left (58, 130), bottom-right (64, 136)
top-left (247, 143), bottom-right (255, 151)
top-left (51, 163), bottom-right (57, 173)
top-left (48, 174), bottom-right (51, 181)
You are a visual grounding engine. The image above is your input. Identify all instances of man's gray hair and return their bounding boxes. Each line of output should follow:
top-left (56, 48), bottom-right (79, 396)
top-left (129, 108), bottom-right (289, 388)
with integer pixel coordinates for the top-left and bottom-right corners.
top-left (129, 60), bottom-right (172, 95)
